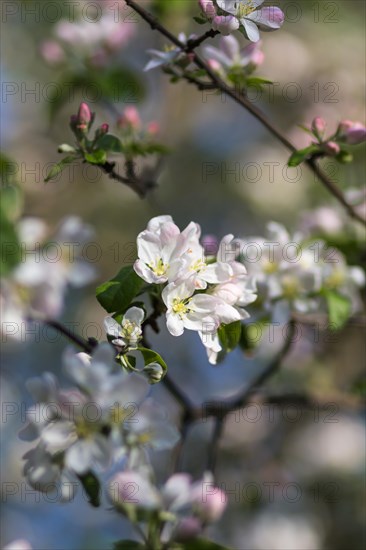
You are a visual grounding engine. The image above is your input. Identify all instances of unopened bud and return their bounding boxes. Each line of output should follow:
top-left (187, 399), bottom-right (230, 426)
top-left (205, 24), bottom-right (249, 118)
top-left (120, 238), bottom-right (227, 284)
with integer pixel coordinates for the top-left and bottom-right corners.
top-left (199, 0), bottom-right (217, 20)
top-left (207, 58), bottom-right (222, 72)
top-left (311, 117), bottom-right (326, 139)
top-left (117, 106), bottom-right (141, 131)
top-left (58, 143), bottom-right (77, 154)
top-left (78, 102), bottom-right (92, 125)
top-left (323, 141), bottom-right (340, 156)
top-left (337, 120), bottom-right (366, 145)
top-left (94, 123), bottom-right (109, 140)
top-left (147, 121), bottom-right (160, 135)
top-left (175, 517), bottom-right (203, 542)
top-left (143, 362), bottom-right (165, 384)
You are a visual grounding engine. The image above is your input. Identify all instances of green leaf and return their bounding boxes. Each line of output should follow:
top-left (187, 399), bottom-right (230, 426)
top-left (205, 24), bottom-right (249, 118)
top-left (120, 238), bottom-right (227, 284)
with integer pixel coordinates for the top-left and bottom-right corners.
top-left (193, 15), bottom-right (208, 24)
top-left (288, 145), bottom-right (320, 167)
top-left (218, 321), bottom-right (242, 352)
top-left (137, 347), bottom-right (168, 377)
top-left (324, 289), bottom-right (351, 330)
top-left (0, 152), bottom-right (19, 187)
top-left (178, 539), bottom-right (232, 550)
top-left (44, 155), bottom-right (77, 182)
top-left (245, 76), bottom-right (273, 89)
top-left (0, 201), bottom-right (21, 276)
top-left (96, 265), bottom-right (144, 314)
top-left (114, 541), bottom-right (145, 550)
top-left (84, 150), bottom-right (107, 164)
top-left (239, 319), bottom-right (268, 353)
top-left (95, 134), bottom-right (123, 153)
top-left (77, 471), bottom-right (100, 507)
top-left (123, 141), bottom-right (170, 157)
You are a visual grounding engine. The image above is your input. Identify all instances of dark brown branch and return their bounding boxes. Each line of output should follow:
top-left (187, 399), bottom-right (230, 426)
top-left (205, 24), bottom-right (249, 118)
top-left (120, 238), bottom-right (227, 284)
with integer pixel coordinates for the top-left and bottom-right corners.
top-left (186, 29), bottom-right (220, 50)
top-left (124, 0), bottom-right (366, 227)
top-left (98, 161), bottom-right (156, 198)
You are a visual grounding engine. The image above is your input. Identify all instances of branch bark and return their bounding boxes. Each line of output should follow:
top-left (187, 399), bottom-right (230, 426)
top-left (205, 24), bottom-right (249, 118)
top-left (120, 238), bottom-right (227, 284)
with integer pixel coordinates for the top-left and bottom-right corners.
top-left (124, 0), bottom-right (366, 227)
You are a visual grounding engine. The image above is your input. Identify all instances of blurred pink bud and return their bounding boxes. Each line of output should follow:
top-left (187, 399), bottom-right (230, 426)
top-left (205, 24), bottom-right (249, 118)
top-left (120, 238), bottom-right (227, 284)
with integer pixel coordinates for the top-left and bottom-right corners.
top-left (337, 120), bottom-right (366, 145)
top-left (100, 123), bottom-right (109, 134)
top-left (147, 121), bottom-right (160, 135)
top-left (192, 483), bottom-right (227, 522)
top-left (39, 40), bottom-right (65, 64)
top-left (199, 0), bottom-right (217, 20)
top-left (109, 471), bottom-right (160, 509)
top-left (117, 106), bottom-right (141, 130)
top-left (78, 103), bottom-right (92, 125)
top-left (323, 141), bottom-right (340, 155)
top-left (243, 42), bottom-right (264, 68)
top-left (175, 517), bottom-right (203, 541)
top-left (202, 234), bottom-right (219, 256)
top-left (212, 15), bottom-right (239, 36)
top-left (207, 58), bottom-right (222, 72)
top-left (311, 117), bottom-right (326, 137)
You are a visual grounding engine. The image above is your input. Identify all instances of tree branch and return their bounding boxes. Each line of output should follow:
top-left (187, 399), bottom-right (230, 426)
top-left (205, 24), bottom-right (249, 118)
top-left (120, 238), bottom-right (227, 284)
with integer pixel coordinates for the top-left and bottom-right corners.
top-left (98, 160), bottom-right (156, 198)
top-left (124, 0), bottom-right (366, 227)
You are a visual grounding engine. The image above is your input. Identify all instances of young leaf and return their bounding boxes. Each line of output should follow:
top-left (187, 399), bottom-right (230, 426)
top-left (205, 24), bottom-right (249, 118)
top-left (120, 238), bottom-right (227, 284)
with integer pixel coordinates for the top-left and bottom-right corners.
top-left (77, 471), bottom-right (100, 507)
top-left (137, 346), bottom-right (168, 378)
top-left (0, 202), bottom-right (21, 276)
top-left (84, 150), bottom-right (107, 165)
top-left (193, 15), bottom-right (208, 24)
top-left (96, 265), bottom-right (144, 314)
top-left (44, 155), bottom-right (77, 182)
top-left (288, 145), bottom-right (320, 167)
top-left (218, 321), bottom-right (242, 352)
top-left (324, 289), bottom-right (351, 330)
top-left (95, 134), bottom-right (124, 153)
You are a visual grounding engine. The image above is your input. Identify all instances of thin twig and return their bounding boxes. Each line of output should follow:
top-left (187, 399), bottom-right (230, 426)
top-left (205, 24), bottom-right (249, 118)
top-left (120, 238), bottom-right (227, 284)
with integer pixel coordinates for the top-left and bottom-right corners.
top-left (98, 161), bottom-right (156, 198)
top-left (124, 0), bottom-right (366, 227)
top-left (207, 416), bottom-right (225, 474)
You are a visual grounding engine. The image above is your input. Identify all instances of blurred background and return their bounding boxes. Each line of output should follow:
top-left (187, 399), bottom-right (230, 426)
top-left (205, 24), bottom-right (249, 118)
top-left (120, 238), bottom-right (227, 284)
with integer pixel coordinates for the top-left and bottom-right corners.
top-left (1, 0), bottom-right (365, 548)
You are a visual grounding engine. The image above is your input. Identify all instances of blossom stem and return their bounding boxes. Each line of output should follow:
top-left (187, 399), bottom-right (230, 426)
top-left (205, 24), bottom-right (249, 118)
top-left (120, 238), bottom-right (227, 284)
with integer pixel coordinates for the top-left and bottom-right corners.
top-left (124, 0), bottom-right (366, 227)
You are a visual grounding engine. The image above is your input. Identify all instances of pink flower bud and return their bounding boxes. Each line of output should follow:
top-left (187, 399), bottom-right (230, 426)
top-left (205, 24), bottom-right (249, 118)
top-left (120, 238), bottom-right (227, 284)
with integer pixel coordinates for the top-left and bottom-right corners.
top-left (109, 471), bottom-right (160, 510)
top-left (175, 517), bottom-right (203, 542)
top-left (117, 106), bottom-right (141, 131)
top-left (212, 15), bottom-right (239, 36)
top-left (78, 103), bottom-right (92, 125)
top-left (337, 120), bottom-right (366, 145)
top-left (207, 58), bottom-right (222, 72)
top-left (199, 0), bottom-right (217, 20)
top-left (202, 234), bottom-right (219, 256)
top-left (311, 117), bottom-right (326, 137)
top-left (147, 121), bottom-right (160, 135)
top-left (100, 123), bottom-right (109, 134)
top-left (323, 141), bottom-right (340, 156)
top-left (39, 40), bottom-right (65, 64)
top-left (191, 482), bottom-right (227, 522)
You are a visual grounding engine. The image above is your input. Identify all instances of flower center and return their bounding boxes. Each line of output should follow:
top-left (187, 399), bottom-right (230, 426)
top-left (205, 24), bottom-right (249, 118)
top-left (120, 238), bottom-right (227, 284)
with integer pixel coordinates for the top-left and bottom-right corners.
top-left (262, 259), bottom-right (278, 275)
top-left (122, 320), bottom-right (141, 340)
top-left (281, 275), bottom-right (300, 298)
top-left (172, 299), bottom-right (188, 317)
top-left (149, 258), bottom-right (168, 277)
top-left (236, 0), bottom-right (256, 18)
top-left (324, 269), bottom-right (345, 289)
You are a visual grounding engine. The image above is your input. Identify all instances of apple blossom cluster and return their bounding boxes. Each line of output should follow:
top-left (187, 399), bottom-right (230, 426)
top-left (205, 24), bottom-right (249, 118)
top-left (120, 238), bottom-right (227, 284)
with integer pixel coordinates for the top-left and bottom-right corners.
top-left (40, 3), bottom-right (135, 67)
top-left (289, 117), bottom-right (366, 167)
top-left (0, 216), bottom-right (96, 339)
top-left (239, 221), bottom-right (365, 324)
top-left (198, 0), bottom-right (284, 41)
top-left (110, 470), bottom-right (227, 545)
top-left (20, 343), bottom-right (179, 499)
top-left (203, 34), bottom-right (266, 87)
top-left (133, 215), bottom-right (257, 364)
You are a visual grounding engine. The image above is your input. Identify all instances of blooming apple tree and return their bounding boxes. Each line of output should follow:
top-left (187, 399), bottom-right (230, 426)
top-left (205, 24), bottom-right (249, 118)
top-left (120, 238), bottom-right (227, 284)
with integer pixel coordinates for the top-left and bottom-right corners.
top-left (1, 1), bottom-right (365, 549)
